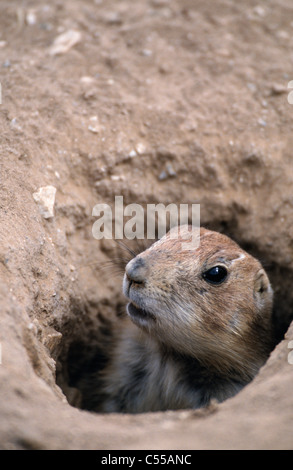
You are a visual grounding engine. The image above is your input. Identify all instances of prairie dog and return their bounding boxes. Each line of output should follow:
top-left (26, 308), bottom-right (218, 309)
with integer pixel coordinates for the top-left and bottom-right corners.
top-left (82, 226), bottom-right (273, 413)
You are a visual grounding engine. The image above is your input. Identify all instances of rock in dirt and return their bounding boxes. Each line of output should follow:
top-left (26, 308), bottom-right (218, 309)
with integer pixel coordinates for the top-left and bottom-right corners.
top-left (49, 30), bottom-right (82, 56)
top-left (33, 186), bottom-right (57, 219)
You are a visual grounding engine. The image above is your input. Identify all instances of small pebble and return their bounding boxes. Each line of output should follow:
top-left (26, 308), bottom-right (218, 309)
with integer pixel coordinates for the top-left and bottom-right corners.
top-left (271, 83), bottom-right (287, 95)
top-left (33, 185), bottom-right (57, 219)
top-left (88, 117), bottom-right (100, 133)
top-left (253, 6), bottom-right (266, 17)
top-left (80, 76), bottom-right (95, 84)
top-left (88, 125), bottom-right (99, 133)
top-left (136, 143), bottom-right (146, 154)
top-left (26, 10), bottom-right (37, 25)
top-left (110, 175), bottom-right (124, 181)
top-left (49, 30), bottom-right (82, 55)
top-left (159, 170), bottom-right (168, 181)
top-left (142, 49), bottom-right (153, 56)
top-left (258, 118), bottom-right (267, 127)
top-left (166, 162), bottom-right (176, 177)
top-left (10, 118), bottom-right (22, 131)
top-left (103, 12), bottom-right (122, 24)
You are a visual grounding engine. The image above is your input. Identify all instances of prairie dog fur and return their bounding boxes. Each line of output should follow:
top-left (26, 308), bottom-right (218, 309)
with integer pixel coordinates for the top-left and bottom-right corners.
top-left (81, 226), bottom-right (273, 413)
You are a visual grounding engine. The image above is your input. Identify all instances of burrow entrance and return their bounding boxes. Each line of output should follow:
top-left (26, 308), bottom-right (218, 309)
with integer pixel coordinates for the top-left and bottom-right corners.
top-left (55, 231), bottom-right (293, 413)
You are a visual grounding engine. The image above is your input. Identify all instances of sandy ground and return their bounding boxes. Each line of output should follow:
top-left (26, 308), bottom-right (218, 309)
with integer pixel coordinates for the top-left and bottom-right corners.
top-left (0, 0), bottom-right (293, 450)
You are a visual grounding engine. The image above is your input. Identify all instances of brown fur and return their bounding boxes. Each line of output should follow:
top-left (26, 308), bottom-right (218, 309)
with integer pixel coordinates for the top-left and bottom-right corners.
top-left (80, 226), bottom-right (273, 413)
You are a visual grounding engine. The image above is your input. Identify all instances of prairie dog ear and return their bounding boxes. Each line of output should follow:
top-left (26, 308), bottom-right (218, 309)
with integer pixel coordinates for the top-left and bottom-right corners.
top-left (254, 269), bottom-right (270, 294)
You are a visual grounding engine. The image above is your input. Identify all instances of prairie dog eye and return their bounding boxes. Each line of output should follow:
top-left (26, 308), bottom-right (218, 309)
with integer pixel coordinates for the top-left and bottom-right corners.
top-left (202, 266), bottom-right (228, 285)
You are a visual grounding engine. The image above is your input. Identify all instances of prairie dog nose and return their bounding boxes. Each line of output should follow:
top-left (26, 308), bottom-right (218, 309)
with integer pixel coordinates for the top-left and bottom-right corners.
top-left (125, 256), bottom-right (148, 283)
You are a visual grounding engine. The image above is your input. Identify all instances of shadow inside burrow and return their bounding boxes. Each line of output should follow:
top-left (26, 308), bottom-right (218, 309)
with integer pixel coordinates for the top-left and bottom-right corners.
top-left (55, 238), bottom-right (149, 411)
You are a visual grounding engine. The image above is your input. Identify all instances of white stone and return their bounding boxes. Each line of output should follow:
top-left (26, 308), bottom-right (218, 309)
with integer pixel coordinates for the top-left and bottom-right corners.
top-left (33, 186), bottom-right (57, 219)
top-left (80, 76), bottom-right (94, 84)
top-left (253, 6), bottom-right (266, 17)
top-left (128, 149), bottom-right (137, 158)
top-left (26, 10), bottom-right (37, 25)
top-left (49, 30), bottom-right (82, 56)
top-left (136, 143), bottom-right (146, 154)
top-left (88, 125), bottom-right (99, 133)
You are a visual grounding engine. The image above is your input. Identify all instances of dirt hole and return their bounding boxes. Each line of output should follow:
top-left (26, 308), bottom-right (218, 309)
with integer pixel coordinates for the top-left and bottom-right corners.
top-left (55, 233), bottom-right (293, 413)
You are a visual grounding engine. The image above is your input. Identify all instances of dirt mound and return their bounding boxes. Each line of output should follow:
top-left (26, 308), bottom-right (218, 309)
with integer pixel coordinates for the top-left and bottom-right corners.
top-left (0, 0), bottom-right (293, 449)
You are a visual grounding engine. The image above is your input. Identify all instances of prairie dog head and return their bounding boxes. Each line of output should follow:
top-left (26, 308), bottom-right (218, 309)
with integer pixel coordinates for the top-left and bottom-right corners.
top-left (123, 226), bottom-right (273, 378)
